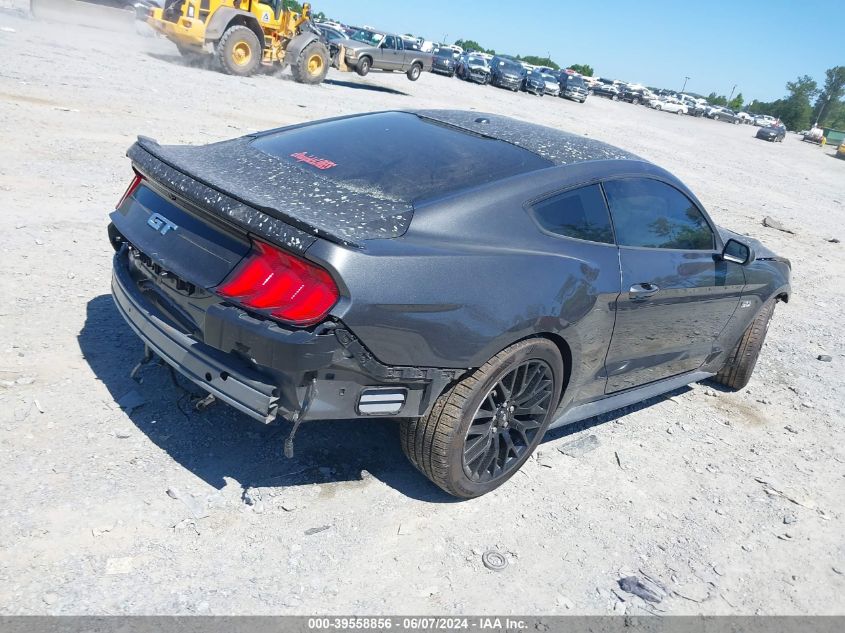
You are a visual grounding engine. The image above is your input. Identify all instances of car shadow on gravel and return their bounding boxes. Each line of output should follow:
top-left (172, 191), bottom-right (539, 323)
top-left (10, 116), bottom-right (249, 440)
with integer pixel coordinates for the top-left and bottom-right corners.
top-left (80, 295), bottom-right (692, 502)
top-left (142, 55), bottom-right (411, 96)
top-left (322, 79), bottom-right (410, 96)
top-left (541, 385), bottom-right (693, 445)
top-left (79, 295), bottom-right (456, 503)
top-left (146, 52), bottom-right (219, 71)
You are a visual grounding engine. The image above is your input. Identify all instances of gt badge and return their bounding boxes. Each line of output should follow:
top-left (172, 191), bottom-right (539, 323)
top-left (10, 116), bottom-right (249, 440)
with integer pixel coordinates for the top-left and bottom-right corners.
top-left (147, 212), bottom-right (178, 236)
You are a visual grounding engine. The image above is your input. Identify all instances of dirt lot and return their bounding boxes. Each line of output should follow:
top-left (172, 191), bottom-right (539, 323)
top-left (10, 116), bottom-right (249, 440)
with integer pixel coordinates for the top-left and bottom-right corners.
top-left (1, 3), bottom-right (844, 616)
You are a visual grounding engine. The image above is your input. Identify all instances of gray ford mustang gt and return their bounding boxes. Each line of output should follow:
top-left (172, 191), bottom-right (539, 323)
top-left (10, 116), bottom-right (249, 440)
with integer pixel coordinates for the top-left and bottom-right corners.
top-left (108, 110), bottom-right (791, 498)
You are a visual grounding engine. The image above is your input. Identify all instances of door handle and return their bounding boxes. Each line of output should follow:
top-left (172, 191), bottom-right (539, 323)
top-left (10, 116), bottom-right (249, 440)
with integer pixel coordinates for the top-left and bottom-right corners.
top-left (629, 282), bottom-right (660, 301)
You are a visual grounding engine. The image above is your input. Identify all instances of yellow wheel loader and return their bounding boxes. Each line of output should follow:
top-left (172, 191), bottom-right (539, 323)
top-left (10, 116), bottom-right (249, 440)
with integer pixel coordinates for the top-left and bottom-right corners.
top-left (147, 0), bottom-right (329, 84)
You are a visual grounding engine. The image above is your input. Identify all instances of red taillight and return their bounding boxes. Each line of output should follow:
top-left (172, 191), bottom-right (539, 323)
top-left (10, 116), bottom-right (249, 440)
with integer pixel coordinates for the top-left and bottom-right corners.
top-left (217, 241), bottom-right (339, 326)
top-left (117, 171), bottom-right (143, 209)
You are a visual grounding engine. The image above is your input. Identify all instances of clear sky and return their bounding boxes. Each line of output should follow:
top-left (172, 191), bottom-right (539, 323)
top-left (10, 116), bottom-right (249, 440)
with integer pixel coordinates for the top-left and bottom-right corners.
top-left (313, 0), bottom-right (840, 103)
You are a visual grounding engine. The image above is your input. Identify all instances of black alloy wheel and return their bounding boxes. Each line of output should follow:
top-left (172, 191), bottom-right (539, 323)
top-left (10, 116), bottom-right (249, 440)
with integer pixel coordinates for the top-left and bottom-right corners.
top-left (461, 360), bottom-right (554, 483)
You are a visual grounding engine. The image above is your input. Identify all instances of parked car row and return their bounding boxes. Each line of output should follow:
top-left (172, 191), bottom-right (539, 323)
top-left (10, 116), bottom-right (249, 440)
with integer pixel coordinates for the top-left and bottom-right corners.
top-left (432, 54), bottom-right (591, 103)
top-left (313, 20), bottom-right (786, 136)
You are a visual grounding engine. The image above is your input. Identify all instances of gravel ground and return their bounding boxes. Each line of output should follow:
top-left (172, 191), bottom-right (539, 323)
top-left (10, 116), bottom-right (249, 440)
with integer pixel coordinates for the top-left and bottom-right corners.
top-left (1, 3), bottom-right (844, 616)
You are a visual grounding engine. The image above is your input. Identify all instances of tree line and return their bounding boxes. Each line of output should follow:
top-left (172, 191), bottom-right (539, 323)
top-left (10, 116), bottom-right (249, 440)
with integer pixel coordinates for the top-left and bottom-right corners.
top-left (747, 67), bottom-right (845, 130)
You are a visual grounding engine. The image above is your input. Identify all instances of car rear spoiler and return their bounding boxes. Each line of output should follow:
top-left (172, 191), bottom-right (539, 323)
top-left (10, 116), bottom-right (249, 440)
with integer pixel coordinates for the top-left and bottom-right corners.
top-left (127, 138), bottom-right (320, 252)
top-left (126, 135), bottom-right (412, 250)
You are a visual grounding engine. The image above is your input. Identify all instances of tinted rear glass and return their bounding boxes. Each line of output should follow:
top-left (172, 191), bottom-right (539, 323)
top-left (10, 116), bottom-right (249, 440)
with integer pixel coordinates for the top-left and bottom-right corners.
top-left (532, 184), bottom-right (614, 244)
top-left (251, 112), bottom-right (553, 203)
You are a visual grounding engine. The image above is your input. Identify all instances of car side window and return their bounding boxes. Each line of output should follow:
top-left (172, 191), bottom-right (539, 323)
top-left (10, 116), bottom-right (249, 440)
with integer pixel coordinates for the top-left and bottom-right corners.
top-left (383, 35), bottom-right (396, 49)
top-left (531, 184), bottom-right (614, 244)
top-left (603, 178), bottom-right (715, 250)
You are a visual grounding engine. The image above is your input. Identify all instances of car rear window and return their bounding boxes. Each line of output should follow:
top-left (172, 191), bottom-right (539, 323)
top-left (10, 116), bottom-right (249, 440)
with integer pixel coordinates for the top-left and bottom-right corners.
top-left (531, 184), bottom-right (614, 244)
top-left (251, 112), bottom-right (553, 203)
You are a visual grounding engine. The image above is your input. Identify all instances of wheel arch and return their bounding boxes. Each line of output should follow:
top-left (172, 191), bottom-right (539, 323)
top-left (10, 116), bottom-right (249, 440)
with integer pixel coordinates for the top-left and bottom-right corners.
top-left (207, 9), bottom-right (264, 46)
top-left (537, 332), bottom-right (573, 402)
top-left (482, 332), bottom-right (574, 403)
top-left (286, 32), bottom-right (320, 61)
top-left (421, 331), bottom-right (574, 418)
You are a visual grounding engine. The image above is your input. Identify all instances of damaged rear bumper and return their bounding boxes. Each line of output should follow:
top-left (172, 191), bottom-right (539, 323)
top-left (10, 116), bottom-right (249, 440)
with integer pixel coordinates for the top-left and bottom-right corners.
top-left (112, 252), bottom-right (287, 422)
top-left (111, 248), bottom-right (456, 424)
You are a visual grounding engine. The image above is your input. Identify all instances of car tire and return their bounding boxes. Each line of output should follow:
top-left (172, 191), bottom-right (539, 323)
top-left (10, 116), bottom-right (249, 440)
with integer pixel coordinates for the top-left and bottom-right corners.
top-left (290, 40), bottom-right (329, 85)
top-left (216, 25), bottom-right (262, 77)
top-left (356, 56), bottom-right (371, 77)
top-left (406, 62), bottom-right (422, 81)
top-left (655, 104), bottom-right (662, 111)
top-left (400, 338), bottom-right (563, 498)
top-left (612, 95), bottom-right (619, 101)
top-left (633, 98), bottom-right (640, 105)
top-left (712, 298), bottom-right (776, 391)
top-left (676, 109), bottom-right (683, 115)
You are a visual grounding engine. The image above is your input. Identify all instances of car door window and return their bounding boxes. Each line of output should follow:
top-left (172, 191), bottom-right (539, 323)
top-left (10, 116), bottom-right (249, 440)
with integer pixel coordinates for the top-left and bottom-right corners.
top-left (383, 35), bottom-right (396, 49)
top-left (531, 184), bottom-right (614, 244)
top-left (603, 178), bottom-right (714, 250)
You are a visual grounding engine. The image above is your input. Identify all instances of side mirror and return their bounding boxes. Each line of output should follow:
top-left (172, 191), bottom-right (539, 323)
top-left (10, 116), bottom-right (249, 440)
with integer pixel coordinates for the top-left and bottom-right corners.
top-left (721, 238), bottom-right (755, 265)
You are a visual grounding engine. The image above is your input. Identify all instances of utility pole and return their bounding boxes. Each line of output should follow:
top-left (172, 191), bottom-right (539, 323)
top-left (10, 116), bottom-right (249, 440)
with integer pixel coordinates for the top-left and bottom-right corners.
top-left (682, 76), bottom-right (690, 93)
top-left (728, 84), bottom-right (737, 102)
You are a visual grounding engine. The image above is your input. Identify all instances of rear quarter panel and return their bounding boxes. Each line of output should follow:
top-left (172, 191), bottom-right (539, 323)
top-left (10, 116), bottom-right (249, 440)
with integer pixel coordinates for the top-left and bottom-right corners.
top-left (308, 165), bottom-right (630, 401)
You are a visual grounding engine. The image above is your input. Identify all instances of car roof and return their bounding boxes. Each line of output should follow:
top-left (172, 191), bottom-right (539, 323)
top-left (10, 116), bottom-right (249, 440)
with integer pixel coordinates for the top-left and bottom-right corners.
top-left (412, 110), bottom-right (640, 166)
top-left (132, 111), bottom-right (652, 247)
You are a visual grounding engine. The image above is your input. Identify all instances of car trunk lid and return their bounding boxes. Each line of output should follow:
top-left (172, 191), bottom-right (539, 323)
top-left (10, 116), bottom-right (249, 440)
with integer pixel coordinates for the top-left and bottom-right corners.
top-left (127, 133), bottom-right (413, 250)
top-left (110, 180), bottom-right (251, 289)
